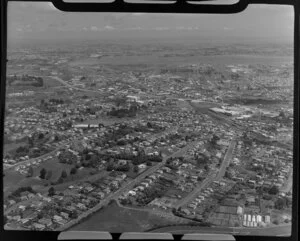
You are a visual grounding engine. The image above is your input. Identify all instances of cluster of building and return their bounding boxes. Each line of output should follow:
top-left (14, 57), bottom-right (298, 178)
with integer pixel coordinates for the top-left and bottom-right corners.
top-left (226, 141), bottom-right (293, 191)
top-left (5, 173), bottom-right (128, 230)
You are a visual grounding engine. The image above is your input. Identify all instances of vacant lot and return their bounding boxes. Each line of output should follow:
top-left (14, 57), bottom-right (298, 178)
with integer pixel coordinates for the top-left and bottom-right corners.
top-left (70, 201), bottom-right (185, 232)
top-left (4, 142), bottom-right (26, 153)
top-left (43, 76), bottom-right (65, 87)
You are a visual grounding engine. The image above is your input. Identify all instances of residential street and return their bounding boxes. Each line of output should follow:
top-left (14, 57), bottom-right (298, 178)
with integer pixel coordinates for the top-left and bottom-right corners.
top-left (174, 139), bottom-right (236, 209)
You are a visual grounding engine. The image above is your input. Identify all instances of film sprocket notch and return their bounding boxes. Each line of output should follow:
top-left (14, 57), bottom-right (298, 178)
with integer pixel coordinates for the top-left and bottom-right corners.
top-left (52, 0), bottom-right (250, 13)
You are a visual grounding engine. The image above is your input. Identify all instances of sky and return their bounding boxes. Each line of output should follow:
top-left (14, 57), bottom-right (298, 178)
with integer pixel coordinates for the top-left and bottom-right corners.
top-left (7, 2), bottom-right (294, 44)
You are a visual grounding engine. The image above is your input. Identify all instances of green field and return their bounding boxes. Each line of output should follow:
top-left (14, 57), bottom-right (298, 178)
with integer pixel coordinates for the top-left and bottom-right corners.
top-left (3, 142), bottom-right (26, 154)
top-left (70, 201), bottom-right (183, 232)
top-left (3, 157), bottom-right (97, 196)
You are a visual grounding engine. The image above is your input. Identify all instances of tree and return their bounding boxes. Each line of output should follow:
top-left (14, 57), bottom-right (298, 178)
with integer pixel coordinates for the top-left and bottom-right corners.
top-left (279, 111), bottom-right (285, 118)
top-left (61, 170), bottom-right (68, 179)
top-left (195, 153), bottom-right (209, 166)
top-left (106, 163), bottom-right (114, 171)
top-left (70, 167), bottom-right (77, 175)
top-left (28, 137), bottom-right (34, 147)
top-left (166, 159), bottom-right (171, 165)
top-left (48, 187), bottom-right (55, 196)
top-left (90, 155), bottom-right (98, 167)
top-left (16, 146), bottom-right (29, 154)
top-left (134, 165), bottom-right (139, 173)
top-left (69, 211), bottom-right (78, 219)
top-left (275, 198), bottom-right (286, 210)
top-left (197, 176), bottom-right (203, 182)
top-left (210, 134), bottom-right (220, 146)
top-left (268, 185), bottom-right (279, 195)
top-left (263, 194), bottom-right (272, 201)
top-left (57, 177), bottom-right (64, 184)
top-left (224, 171), bottom-right (232, 179)
top-left (117, 163), bottom-right (130, 172)
top-left (27, 166), bottom-right (34, 177)
top-left (114, 96), bottom-right (127, 107)
top-left (45, 170), bottom-right (52, 180)
top-left (172, 208), bottom-right (177, 214)
top-left (39, 168), bottom-right (47, 179)
top-left (37, 213), bottom-right (43, 219)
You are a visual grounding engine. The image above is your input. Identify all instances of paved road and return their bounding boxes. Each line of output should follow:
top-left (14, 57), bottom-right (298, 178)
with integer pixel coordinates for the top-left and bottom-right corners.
top-left (280, 168), bottom-right (293, 193)
top-left (174, 139), bottom-right (236, 209)
top-left (150, 224), bottom-right (292, 236)
top-left (4, 135), bottom-right (82, 171)
top-left (174, 174), bottom-right (216, 209)
top-left (5, 131), bottom-right (92, 171)
top-left (5, 148), bottom-right (59, 171)
top-left (110, 140), bottom-right (199, 200)
top-left (47, 76), bottom-right (100, 93)
top-left (216, 140), bottom-right (236, 180)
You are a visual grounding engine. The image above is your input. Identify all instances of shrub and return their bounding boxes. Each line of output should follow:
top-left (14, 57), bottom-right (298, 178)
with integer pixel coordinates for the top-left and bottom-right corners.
top-left (61, 170), bottom-right (68, 179)
top-left (39, 168), bottom-right (47, 179)
top-left (70, 167), bottom-right (77, 175)
top-left (48, 187), bottom-right (55, 196)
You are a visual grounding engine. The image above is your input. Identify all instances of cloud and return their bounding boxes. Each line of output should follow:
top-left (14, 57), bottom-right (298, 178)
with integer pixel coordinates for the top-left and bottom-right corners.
top-left (223, 27), bottom-right (234, 31)
top-left (175, 26), bottom-right (200, 31)
top-left (126, 27), bottom-right (143, 30)
top-left (154, 27), bottom-right (169, 31)
top-left (104, 25), bottom-right (115, 30)
top-left (90, 26), bottom-right (99, 31)
top-left (131, 13), bottom-right (146, 16)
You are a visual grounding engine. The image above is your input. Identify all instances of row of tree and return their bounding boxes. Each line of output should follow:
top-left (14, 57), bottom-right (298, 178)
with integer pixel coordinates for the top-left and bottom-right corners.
top-left (38, 166), bottom-right (77, 183)
top-left (135, 183), bottom-right (167, 206)
top-left (7, 75), bottom-right (43, 87)
top-left (58, 151), bottom-right (78, 165)
top-left (107, 106), bottom-right (137, 118)
top-left (8, 186), bottom-right (36, 199)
